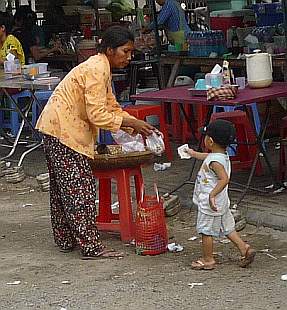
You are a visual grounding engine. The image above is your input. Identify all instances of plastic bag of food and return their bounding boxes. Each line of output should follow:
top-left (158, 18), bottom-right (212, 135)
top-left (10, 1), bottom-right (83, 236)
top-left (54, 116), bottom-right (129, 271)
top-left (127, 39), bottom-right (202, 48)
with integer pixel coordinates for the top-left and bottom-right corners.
top-left (145, 131), bottom-right (165, 156)
top-left (111, 130), bottom-right (145, 153)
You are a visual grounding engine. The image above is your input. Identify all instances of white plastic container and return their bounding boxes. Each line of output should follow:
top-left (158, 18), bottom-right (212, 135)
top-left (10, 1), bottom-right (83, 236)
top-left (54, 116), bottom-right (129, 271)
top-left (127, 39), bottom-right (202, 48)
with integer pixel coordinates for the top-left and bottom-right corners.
top-left (246, 51), bottom-right (273, 88)
top-left (37, 63), bottom-right (48, 74)
top-left (22, 63), bottom-right (48, 76)
top-left (4, 59), bottom-right (21, 74)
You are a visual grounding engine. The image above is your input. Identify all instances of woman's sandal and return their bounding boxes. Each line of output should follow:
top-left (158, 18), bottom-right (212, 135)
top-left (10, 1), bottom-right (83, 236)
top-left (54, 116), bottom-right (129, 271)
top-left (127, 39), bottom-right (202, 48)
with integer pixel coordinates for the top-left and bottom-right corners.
top-left (191, 260), bottom-right (215, 270)
top-left (81, 249), bottom-right (124, 260)
top-left (239, 246), bottom-right (256, 268)
top-left (59, 247), bottom-right (74, 253)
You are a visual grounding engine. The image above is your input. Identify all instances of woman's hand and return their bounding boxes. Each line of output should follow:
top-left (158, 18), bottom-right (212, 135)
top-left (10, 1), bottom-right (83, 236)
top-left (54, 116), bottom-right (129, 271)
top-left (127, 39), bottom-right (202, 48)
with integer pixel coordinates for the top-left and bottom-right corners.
top-left (121, 118), bottom-right (155, 136)
top-left (131, 119), bottom-right (155, 136)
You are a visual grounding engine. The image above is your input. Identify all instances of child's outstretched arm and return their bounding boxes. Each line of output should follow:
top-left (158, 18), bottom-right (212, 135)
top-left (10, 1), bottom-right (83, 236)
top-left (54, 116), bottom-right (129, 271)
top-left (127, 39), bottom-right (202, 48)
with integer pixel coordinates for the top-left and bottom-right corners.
top-left (186, 148), bottom-right (208, 161)
top-left (209, 161), bottom-right (229, 212)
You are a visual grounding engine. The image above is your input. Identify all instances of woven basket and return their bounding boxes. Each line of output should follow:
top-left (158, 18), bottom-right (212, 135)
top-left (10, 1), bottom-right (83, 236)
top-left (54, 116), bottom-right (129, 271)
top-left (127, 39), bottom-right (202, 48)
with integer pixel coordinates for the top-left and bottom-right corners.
top-left (135, 195), bottom-right (168, 256)
top-left (90, 150), bottom-right (154, 170)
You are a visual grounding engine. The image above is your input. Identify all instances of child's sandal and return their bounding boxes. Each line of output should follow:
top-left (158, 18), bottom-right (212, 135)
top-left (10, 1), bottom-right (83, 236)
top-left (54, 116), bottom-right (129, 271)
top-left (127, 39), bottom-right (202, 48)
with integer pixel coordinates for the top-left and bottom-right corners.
top-left (191, 260), bottom-right (215, 270)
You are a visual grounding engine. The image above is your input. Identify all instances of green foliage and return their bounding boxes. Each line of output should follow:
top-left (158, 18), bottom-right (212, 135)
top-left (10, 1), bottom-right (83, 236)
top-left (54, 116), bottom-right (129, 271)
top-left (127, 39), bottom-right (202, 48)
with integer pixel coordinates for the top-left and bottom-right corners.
top-left (106, 0), bottom-right (134, 21)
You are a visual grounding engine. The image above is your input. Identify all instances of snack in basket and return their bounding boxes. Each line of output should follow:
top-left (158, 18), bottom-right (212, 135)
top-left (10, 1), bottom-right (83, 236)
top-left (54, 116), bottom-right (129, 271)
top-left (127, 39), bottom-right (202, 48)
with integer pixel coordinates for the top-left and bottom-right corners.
top-left (207, 85), bottom-right (238, 101)
top-left (95, 144), bottom-right (123, 155)
top-left (96, 144), bottom-right (110, 154)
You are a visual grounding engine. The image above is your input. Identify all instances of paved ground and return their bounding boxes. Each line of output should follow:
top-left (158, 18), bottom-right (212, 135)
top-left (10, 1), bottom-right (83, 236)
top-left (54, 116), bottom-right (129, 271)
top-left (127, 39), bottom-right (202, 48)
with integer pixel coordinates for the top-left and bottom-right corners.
top-left (0, 142), bottom-right (287, 310)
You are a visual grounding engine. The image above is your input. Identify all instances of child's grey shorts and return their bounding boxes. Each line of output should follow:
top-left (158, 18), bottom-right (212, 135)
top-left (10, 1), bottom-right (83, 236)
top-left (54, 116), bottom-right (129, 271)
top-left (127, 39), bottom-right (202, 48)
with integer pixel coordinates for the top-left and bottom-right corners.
top-left (196, 209), bottom-right (235, 237)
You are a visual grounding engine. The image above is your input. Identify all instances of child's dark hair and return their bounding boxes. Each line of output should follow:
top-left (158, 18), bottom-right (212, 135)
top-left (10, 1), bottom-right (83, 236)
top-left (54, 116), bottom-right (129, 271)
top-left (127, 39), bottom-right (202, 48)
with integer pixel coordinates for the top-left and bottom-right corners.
top-left (0, 12), bottom-right (12, 33)
top-left (97, 26), bottom-right (134, 53)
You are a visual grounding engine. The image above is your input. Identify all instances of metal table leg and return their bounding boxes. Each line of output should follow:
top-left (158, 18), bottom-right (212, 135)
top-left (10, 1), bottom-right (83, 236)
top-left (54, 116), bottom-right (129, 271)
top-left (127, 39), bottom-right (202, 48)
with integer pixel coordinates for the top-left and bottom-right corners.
top-left (0, 110), bottom-right (28, 160)
top-left (235, 101), bottom-right (285, 205)
top-left (0, 88), bottom-right (42, 163)
top-left (2, 88), bottom-right (42, 141)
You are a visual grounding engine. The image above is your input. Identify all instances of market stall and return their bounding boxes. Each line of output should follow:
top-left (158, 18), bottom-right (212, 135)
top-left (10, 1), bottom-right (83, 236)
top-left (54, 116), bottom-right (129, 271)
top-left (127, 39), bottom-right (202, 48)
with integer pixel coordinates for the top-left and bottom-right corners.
top-left (159, 53), bottom-right (287, 87)
top-left (152, 2), bottom-right (287, 83)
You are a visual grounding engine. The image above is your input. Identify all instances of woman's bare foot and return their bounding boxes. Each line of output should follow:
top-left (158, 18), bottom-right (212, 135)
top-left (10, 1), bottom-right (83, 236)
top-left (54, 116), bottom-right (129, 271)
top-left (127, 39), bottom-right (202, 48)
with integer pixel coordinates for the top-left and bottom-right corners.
top-left (81, 249), bottom-right (124, 260)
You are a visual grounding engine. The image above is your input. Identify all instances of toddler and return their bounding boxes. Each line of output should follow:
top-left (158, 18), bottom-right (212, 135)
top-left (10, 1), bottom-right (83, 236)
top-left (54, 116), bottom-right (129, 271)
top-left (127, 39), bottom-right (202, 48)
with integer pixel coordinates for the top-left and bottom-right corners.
top-left (186, 119), bottom-right (256, 270)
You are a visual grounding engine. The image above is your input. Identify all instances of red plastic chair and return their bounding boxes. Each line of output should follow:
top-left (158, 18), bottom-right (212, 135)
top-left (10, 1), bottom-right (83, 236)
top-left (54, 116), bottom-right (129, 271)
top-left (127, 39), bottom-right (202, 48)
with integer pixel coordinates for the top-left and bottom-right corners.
top-left (181, 103), bottom-right (209, 142)
top-left (210, 111), bottom-right (263, 175)
top-left (124, 104), bottom-right (173, 160)
top-left (93, 166), bottom-right (143, 242)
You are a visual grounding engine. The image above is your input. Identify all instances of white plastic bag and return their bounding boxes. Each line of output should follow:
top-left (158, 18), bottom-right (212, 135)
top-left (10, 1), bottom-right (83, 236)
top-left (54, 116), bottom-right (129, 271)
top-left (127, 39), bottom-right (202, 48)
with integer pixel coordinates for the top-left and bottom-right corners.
top-left (111, 130), bottom-right (145, 153)
top-left (146, 131), bottom-right (165, 156)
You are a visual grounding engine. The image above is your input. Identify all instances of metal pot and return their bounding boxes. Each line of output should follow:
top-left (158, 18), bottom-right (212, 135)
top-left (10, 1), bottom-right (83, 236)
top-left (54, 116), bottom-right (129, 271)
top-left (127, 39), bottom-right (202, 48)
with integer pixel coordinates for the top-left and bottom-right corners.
top-left (246, 50), bottom-right (273, 88)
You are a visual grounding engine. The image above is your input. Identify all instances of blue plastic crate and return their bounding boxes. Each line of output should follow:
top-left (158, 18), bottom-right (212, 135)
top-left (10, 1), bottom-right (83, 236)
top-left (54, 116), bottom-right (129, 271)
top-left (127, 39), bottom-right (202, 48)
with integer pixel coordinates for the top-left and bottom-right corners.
top-left (252, 3), bottom-right (283, 26)
top-left (256, 13), bottom-right (283, 26)
top-left (252, 3), bottom-right (282, 14)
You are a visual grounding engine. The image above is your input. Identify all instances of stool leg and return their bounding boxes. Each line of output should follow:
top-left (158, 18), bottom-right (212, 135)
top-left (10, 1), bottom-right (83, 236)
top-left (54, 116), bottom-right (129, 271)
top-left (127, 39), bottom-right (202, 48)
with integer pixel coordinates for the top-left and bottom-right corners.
top-left (97, 178), bottom-right (113, 223)
top-left (160, 104), bottom-right (173, 161)
top-left (163, 102), bottom-right (172, 132)
top-left (249, 103), bottom-right (261, 135)
top-left (116, 170), bottom-right (134, 242)
top-left (171, 104), bottom-right (182, 141)
top-left (182, 103), bottom-right (197, 143)
top-left (196, 104), bottom-right (208, 129)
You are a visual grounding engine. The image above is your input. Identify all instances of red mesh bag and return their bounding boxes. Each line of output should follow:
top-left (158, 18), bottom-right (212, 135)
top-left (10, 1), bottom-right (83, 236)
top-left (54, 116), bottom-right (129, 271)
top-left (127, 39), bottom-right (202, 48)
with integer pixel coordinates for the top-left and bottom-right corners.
top-left (135, 185), bottom-right (168, 256)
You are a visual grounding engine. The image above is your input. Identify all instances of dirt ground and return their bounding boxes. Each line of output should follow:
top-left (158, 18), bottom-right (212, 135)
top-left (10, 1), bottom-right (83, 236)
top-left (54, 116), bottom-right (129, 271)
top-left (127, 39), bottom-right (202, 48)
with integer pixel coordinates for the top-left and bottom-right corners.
top-left (1, 168), bottom-right (287, 310)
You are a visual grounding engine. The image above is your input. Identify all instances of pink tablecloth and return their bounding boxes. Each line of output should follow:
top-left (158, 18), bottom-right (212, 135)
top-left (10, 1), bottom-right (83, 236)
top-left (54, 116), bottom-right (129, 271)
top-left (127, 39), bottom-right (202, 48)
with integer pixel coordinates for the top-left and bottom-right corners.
top-left (131, 82), bottom-right (287, 106)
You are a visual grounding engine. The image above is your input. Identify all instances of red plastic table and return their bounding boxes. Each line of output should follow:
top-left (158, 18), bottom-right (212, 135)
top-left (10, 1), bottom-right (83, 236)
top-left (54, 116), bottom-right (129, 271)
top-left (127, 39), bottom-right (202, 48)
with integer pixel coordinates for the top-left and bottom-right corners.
top-left (132, 82), bottom-right (287, 203)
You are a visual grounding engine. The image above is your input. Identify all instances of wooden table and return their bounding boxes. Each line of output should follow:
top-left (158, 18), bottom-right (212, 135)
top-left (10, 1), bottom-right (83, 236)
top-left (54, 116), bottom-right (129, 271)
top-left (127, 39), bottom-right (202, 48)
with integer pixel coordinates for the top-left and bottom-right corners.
top-left (159, 54), bottom-right (287, 87)
top-left (132, 82), bottom-right (287, 202)
top-left (41, 53), bottom-right (78, 71)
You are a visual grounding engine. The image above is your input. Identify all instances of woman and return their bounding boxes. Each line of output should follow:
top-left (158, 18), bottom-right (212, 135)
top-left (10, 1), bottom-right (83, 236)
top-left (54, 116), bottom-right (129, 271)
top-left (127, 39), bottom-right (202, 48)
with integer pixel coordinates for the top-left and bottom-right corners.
top-left (36, 26), bottom-right (155, 259)
top-left (0, 12), bottom-right (25, 65)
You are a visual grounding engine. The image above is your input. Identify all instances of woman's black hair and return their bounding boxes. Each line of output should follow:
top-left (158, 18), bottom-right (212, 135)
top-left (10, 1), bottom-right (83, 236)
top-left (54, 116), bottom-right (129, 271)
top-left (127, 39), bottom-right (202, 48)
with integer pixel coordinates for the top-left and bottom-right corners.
top-left (97, 26), bottom-right (134, 53)
top-left (0, 12), bottom-right (12, 33)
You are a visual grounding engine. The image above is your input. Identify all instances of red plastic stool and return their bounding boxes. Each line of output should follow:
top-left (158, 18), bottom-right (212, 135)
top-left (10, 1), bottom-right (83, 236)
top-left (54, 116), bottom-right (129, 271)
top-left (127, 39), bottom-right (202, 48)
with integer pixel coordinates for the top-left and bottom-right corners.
top-left (93, 166), bottom-right (143, 242)
top-left (124, 104), bottom-right (173, 160)
top-left (182, 103), bottom-right (209, 142)
top-left (161, 103), bottom-right (182, 141)
top-left (210, 111), bottom-right (263, 175)
top-left (278, 116), bottom-right (287, 181)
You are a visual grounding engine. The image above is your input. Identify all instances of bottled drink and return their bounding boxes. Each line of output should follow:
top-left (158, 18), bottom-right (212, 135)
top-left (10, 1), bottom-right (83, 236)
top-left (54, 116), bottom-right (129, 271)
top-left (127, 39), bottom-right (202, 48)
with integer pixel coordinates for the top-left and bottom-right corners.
top-left (231, 26), bottom-right (240, 56)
